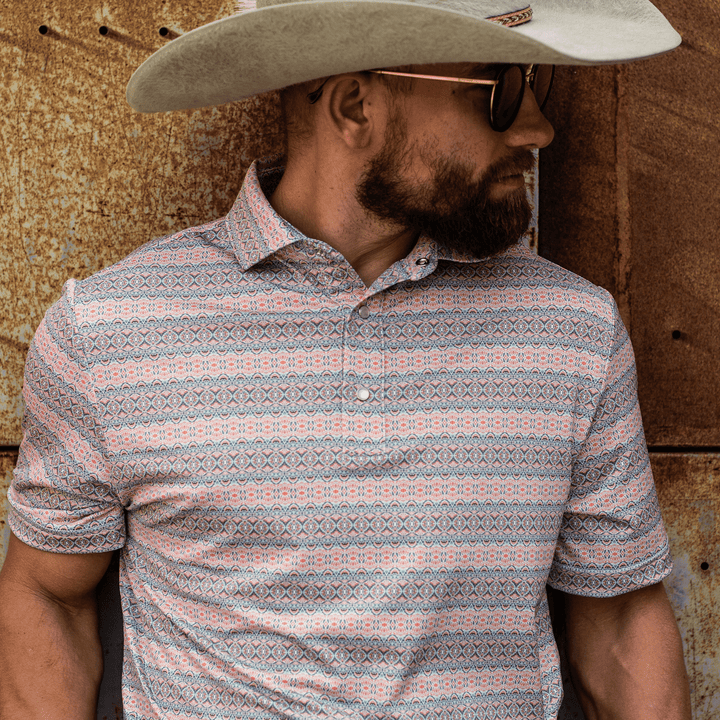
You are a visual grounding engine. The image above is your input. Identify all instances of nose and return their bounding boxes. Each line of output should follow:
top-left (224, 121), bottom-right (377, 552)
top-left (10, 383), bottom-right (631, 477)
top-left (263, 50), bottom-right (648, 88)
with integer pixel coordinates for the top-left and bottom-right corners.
top-left (504, 84), bottom-right (555, 149)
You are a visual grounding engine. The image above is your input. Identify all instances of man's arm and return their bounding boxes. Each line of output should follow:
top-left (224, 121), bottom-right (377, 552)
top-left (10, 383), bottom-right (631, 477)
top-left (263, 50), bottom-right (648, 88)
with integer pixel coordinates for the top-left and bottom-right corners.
top-left (564, 581), bottom-right (692, 720)
top-left (0, 531), bottom-right (114, 720)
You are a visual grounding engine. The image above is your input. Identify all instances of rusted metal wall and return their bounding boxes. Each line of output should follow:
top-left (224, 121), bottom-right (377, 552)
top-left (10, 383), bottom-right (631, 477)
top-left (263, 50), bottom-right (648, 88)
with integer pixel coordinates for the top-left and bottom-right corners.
top-left (0, 0), bottom-right (285, 444)
top-left (540, 0), bottom-right (720, 717)
top-left (653, 454), bottom-right (719, 720)
top-left (0, 0), bottom-right (718, 718)
top-left (540, 3), bottom-right (720, 447)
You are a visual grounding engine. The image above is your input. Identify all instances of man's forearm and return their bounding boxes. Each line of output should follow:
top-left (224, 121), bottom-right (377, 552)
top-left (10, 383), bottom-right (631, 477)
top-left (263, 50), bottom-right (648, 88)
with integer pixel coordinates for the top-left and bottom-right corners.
top-left (0, 580), bottom-right (103, 719)
top-left (565, 582), bottom-right (691, 720)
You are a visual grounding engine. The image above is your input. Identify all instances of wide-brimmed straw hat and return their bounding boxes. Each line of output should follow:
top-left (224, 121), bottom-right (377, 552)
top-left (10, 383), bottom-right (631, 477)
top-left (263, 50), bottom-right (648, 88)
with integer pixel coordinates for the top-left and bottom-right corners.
top-left (127, 0), bottom-right (680, 113)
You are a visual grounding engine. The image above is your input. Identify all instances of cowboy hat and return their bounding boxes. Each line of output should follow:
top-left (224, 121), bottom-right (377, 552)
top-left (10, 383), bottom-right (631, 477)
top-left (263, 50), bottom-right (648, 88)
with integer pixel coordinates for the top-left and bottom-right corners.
top-left (126, 0), bottom-right (680, 113)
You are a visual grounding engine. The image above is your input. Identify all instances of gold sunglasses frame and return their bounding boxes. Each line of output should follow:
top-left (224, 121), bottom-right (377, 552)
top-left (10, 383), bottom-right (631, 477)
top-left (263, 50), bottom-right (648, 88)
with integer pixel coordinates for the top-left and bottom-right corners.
top-left (369, 65), bottom-right (551, 132)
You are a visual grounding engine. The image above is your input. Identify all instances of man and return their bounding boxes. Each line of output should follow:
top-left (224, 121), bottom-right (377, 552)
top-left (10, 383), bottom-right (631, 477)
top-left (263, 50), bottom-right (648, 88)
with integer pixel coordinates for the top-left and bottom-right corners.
top-left (0, 0), bottom-right (691, 719)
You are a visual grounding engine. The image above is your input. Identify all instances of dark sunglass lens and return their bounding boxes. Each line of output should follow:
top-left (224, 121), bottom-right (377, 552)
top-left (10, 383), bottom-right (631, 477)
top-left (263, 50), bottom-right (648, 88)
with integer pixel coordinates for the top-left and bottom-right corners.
top-left (493, 65), bottom-right (525, 131)
top-left (531, 64), bottom-right (554, 111)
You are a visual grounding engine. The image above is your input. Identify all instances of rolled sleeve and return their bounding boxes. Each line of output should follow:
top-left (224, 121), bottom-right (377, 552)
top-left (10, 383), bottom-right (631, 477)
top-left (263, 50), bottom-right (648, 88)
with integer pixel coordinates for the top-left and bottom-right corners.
top-left (8, 282), bottom-right (126, 554)
top-left (548, 301), bottom-right (672, 596)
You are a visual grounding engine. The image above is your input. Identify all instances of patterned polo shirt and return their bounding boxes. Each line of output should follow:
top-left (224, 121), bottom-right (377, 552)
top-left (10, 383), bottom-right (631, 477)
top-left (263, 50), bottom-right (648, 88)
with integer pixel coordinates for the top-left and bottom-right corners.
top-left (9, 157), bottom-right (671, 720)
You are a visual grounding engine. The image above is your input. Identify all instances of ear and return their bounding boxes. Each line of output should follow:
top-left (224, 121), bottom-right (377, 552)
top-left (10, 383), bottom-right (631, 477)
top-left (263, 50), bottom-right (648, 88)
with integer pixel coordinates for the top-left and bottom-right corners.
top-left (324, 73), bottom-right (380, 150)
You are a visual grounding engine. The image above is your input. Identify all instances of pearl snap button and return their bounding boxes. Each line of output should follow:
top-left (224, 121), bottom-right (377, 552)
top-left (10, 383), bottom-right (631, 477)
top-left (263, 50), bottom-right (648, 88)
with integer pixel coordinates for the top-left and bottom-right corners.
top-left (358, 305), bottom-right (370, 319)
top-left (356, 387), bottom-right (370, 401)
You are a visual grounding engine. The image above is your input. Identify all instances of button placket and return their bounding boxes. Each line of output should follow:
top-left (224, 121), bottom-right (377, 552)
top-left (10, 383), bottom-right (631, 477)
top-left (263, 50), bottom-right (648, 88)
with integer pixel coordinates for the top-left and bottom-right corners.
top-left (341, 296), bottom-right (387, 463)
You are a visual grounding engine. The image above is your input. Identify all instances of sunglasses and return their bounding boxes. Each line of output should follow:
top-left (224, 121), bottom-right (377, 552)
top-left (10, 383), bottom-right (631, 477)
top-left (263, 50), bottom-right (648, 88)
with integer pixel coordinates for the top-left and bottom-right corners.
top-left (369, 64), bottom-right (555, 132)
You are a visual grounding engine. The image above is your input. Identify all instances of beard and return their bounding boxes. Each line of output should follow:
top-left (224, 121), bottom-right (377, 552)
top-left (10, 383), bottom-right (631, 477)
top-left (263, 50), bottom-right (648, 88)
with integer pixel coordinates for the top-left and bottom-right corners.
top-left (356, 112), bottom-right (535, 259)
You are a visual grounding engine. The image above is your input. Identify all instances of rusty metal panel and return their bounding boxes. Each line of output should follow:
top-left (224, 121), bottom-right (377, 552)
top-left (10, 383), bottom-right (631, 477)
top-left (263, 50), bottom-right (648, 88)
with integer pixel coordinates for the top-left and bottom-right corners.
top-left (651, 453), bottom-right (720, 720)
top-left (540, 2), bottom-right (720, 448)
top-left (625, 0), bottom-right (720, 446)
top-left (0, 0), bottom-right (285, 444)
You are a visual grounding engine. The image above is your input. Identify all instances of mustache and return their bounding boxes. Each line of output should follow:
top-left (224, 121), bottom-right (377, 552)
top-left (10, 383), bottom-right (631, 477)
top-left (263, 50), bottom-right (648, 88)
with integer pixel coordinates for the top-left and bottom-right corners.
top-left (485, 150), bottom-right (537, 183)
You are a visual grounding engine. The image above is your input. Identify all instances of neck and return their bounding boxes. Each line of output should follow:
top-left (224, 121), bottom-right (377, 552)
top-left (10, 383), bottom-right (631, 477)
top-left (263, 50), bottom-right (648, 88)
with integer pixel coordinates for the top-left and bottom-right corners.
top-left (269, 157), bottom-right (417, 288)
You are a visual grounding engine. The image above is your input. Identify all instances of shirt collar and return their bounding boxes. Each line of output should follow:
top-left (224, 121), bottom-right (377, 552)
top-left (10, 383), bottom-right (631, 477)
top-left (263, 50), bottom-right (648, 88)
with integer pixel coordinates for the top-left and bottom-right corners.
top-left (225, 156), bottom-right (500, 273)
top-left (225, 157), bottom-right (304, 271)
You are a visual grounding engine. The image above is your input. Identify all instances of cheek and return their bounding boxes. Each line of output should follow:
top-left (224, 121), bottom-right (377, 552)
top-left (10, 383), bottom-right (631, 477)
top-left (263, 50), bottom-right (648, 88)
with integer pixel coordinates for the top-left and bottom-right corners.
top-left (433, 96), bottom-right (500, 164)
top-left (401, 96), bottom-right (500, 177)
top-left (446, 128), bottom-right (499, 174)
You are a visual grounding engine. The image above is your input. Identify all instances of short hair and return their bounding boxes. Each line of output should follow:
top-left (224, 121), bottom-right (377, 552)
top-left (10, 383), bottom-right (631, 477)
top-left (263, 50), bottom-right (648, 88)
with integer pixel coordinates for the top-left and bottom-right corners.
top-left (280, 68), bottom-right (415, 158)
top-left (279, 77), bottom-right (327, 156)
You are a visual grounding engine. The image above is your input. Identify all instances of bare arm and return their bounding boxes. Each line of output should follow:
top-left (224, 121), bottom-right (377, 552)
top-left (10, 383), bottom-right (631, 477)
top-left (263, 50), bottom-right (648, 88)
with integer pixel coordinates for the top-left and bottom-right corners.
top-left (0, 531), bottom-right (114, 720)
top-left (564, 581), bottom-right (692, 720)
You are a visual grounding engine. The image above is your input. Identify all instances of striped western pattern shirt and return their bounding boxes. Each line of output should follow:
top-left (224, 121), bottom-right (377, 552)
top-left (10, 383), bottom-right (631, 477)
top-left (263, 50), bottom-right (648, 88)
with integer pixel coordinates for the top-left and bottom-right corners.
top-left (9, 157), bottom-right (671, 720)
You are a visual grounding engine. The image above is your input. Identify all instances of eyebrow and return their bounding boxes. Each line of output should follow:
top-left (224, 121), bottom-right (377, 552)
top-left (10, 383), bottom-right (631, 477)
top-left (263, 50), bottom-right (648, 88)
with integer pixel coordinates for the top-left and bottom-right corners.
top-left (466, 63), bottom-right (502, 78)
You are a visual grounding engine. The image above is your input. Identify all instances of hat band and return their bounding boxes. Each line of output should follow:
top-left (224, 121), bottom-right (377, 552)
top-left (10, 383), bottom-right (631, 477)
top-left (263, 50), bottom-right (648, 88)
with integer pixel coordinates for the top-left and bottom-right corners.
top-left (486, 5), bottom-right (532, 27)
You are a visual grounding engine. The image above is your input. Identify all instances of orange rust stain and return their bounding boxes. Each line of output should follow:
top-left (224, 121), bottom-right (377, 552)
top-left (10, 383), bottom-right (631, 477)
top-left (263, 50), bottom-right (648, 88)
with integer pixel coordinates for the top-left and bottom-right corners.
top-left (0, 1), bottom-right (284, 444)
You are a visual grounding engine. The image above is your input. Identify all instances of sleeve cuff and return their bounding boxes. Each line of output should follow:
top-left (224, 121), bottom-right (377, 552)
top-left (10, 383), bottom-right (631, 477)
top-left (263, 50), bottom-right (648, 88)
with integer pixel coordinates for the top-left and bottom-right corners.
top-left (547, 549), bottom-right (673, 597)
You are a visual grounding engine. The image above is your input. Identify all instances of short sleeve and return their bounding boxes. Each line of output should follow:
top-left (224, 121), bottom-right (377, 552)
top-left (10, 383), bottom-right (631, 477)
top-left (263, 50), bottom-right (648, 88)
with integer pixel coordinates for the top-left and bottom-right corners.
top-left (547, 301), bottom-right (672, 596)
top-left (8, 282), bottom-right (126, 554)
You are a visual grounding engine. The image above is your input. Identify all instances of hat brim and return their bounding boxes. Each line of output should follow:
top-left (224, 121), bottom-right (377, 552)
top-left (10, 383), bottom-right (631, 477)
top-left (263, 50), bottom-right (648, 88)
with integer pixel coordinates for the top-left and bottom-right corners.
top-left (127, 0), bottom-right (681, 113)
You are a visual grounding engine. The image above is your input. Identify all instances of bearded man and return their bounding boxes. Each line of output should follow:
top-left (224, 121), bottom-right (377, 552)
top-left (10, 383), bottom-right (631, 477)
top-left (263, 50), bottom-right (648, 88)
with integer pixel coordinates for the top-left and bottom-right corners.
top-left (0, 1), bottom-right (692, 719)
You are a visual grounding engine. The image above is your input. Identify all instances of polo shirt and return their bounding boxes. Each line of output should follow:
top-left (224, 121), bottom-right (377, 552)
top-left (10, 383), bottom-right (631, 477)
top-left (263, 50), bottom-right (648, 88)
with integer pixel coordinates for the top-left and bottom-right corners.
top-left (9, 157), bottom-right (672, 720)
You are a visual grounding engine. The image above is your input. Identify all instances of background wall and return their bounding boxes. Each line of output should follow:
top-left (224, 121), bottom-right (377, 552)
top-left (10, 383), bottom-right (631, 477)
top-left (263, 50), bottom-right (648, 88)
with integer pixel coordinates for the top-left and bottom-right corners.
top-left (0, 1), bottom-right (718, 719)
top-left (540, 1), bottom-right (720, 715)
